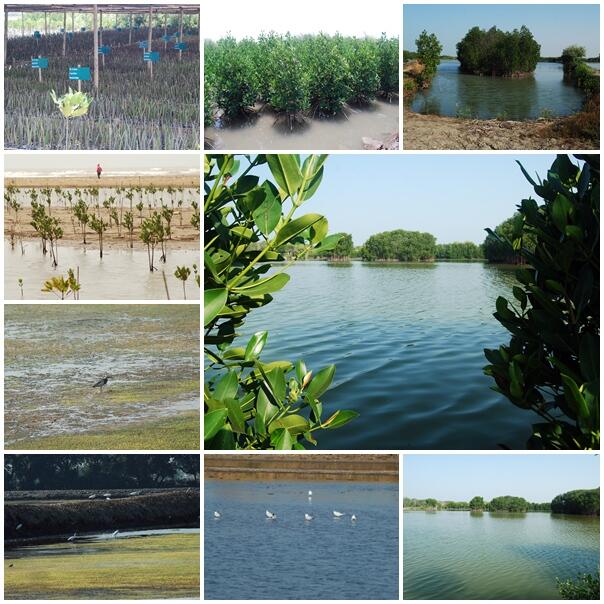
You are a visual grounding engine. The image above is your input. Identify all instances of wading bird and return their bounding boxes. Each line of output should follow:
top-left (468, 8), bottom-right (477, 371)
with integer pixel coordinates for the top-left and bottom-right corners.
top-left (333, 510), bottom-right (345, 518)
top-left (112, 530), bottom-right (119, 537)
top-left (129, 491), bottom-right (141, 496)
top-left (304, 513), bottom-right (313, 521)
top-left (213, 511), bottom-right (221, 519)
top-left (88, 494), bottom-right (96, 499)
top-left (67, 532), bottom-right (77, 542)
top-left (351, 514), bottom-right (357, 522)
top-left (308, 490), bottom-right (313, 496)
top-left (265, 510), bottom-right (277, 520)
top-left (93, 376), bottom-right (110, 393)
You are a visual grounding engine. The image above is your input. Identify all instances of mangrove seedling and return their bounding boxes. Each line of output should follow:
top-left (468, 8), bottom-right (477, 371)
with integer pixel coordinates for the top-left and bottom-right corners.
top-left (49, 88), bottom-right (93, 150)
top-left (174, 265), bottom-right (191, 299)
top-left (88, 215), bottom-right (107, 259)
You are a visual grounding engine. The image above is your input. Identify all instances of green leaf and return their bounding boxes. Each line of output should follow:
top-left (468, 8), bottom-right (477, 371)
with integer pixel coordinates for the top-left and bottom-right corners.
top-left (214, 371), bottom-right (238, 401)
top-left (322, 410), bottom-right (359, 430)
top-left (252, 189), bottom-right (281, 235)
top-left (561, 374), bottom-right (590, 420)
top-left (516, 160), bottom-right (538, 187)
top-left (270, 428), bottom-right (294, 450)
top-left (306, 365), bottom-right (336, 399)
top-left (256, 389), bottom-right (279, 435)
top-left (233, 273), bottom-right (290, 296)
top-left (267, 155), bottom-right (302, 198)
top-left (310, 217), bottom-right (329, 243)
top-left (204, 409), bottom-right (228, 441)
top-left (224, 398), bottom-right (246, 433)
top-left (495, 296), bottom-right (515, 321)
top-left (223, 347), bottom-right (246, 360)
top-left (552, 193), bottom-right (572, 232)
top-left (295, 360), bottom-right (307, 384)
top-left (314, 233), bottom-right (342, 252)
top-left (274, 214), bottom-right (323, 247)
top-left (269, 415), bottom-right (310, 435)
top-left (265, 367), bottom-right (286, 402)
top-left (204, 288), bottom-right (228, 326)
top-left (244, 331), bottom-right (268, 361)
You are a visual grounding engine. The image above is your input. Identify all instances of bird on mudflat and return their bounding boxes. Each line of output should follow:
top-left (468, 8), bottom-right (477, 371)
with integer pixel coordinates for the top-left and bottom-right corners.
top-left (93, 376), bottom-right (111, 393)
top-left (265, 510), bottom-right (277, 520)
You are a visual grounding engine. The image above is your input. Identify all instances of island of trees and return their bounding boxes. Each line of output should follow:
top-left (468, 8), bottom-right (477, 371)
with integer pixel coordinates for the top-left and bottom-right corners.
top-left (404, 487), bottom-right (599, 515)
top-left (456, 25), bottom-right (541, 76)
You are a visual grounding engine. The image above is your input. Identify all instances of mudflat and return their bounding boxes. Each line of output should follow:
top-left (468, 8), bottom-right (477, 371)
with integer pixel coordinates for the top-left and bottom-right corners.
top-left (5, 175), bottom-right (199, 189)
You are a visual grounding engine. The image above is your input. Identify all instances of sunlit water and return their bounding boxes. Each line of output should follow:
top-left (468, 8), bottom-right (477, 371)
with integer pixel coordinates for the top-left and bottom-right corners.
top-left (205, 480), bottom-right (399, 599)
top-left (410, 61), bottom-right (590, 119)
top-left (206, 100), bottom-right (399, 150)
top-left (4, 240), bottom-right (199, 300)
top-left (404, 511), bottom-right (600, 599)
top-left (223, 261), bottom-right (533, 449)
top-left (4, 304), bottom-right (199, 445)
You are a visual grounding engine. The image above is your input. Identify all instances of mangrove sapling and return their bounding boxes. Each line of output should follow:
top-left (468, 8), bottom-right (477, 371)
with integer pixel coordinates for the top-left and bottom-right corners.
top-left (123, 211), bottom-right (135, 248)
top-left (89, 215), bottom-right (107, 259)
top-left (73, 200), bottom-right (89, 244)
top-left (140, 216), bottom-right (159, 271)
top-left (205, 153), bottom-right (358, 449)
top-left (191, 200), bottom-right (200, 230)
top-left (41, 268), bottom-right (80, 300)
top-left (174, 265), bottom-right (191, 299)
top-left (136, 201), bottom-right (145, 225)
top-left (161, 206), bottom-right (174, 240)
top-left (45, 216), bottom-right (63, 268)
top-left (110, 208), bottom-right (121, 236)
top-left (30, 201), bottom-right (49, 255)
top-left (49, 88), bottom-right (93, 150)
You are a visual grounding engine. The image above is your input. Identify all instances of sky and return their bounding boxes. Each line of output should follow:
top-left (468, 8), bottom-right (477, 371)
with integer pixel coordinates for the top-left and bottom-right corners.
top-left (403, 4), bottom-right (600, 57)
top-left (244, 153), bottom-right (561, 245)
top-left (203, 0), bottom-right (399, 40)
top-left (4, 153), bottom-right (200, 178)
top-left (404, 455), bottom-right (600, 502)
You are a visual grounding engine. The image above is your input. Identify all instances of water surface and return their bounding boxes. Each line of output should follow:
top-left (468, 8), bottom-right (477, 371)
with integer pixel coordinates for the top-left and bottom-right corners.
top-left (226, 262), bottom-right (532, 449)
top-left (404, 511), bottom-right (600, 599)
top-left (410, 61), bottom-right (589, 119)
top-left (205, 480), bottom-right (399, 599)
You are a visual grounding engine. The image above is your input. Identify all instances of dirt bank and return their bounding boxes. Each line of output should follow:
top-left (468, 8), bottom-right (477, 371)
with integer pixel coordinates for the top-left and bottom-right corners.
top-left (403, 108), bottom-right (598, 150)
top-left (5, 176), bottom-right (199, 189)
top-left (204, 454), bottom-right (398, 483)
top-left (5, 489), bottom-right (200, 543)
top-left (6, 206), bottom-right (200, 250)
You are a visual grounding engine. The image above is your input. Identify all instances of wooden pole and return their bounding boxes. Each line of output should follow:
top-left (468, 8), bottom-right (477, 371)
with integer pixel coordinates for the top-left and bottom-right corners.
top-left (99, 10), bottom-right (104, 67)
top-left (147, 6), bottom-right (153, 79)
top-left (62, 12), bottom-right (66, 56)
top-left (179, 8), bottom-right (183, 61)
top-left (38, 54), bottom-right (42, 82)
top-left (128, 13), bottom-right (132, 44)
top-left (163, 13), bottom-right (167, 50)
top-left (21, 12), bottom-right (24, 37)
top-left (93, 5), bottom-right (99, 89)
top-left (71, 11), bottom-right (74, 34)
top-left (77, 63), bottom-right (82, 92)
top-left (4, 11), bottom-right (8, 60)
top-left (44, 11), bottom-right (48, 36)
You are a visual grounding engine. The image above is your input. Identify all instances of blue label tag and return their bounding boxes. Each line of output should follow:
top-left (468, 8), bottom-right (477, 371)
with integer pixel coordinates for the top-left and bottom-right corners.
top-left (69, 66), bottom-right (92, 81)
top-left (31, 58), bottom-right (49, 69)
top-left (143, 51), bottom-right (160, 63)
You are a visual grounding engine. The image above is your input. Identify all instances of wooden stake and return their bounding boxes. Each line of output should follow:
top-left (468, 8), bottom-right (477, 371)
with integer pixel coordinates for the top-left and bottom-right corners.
top-left (44, 11), bottom-right (48, 36)
top-left (93, 5), bottom-right (98, 90)
top-left (164, 13), bottom-right (167, 50)
top-left (129, 13), bottom-right (132, 44)
top-left (38, 54), bottom-right (42, 82)
top-left (77, 63), bottom-right (82, 92)
top-left (71, 11), bottom-right (74, 34)
top-left (21, 12), bottom-right (24, 37)
top-left (179, 8), bottom-right (183, 61)
top-left (62, 12), bottom-right (66, 56)
top-left (100, 10), bottom-right (104, 67)
top-left (4, 10), bottom-right (8, 59)
top-left (147, 6), bottom-right (153, 79)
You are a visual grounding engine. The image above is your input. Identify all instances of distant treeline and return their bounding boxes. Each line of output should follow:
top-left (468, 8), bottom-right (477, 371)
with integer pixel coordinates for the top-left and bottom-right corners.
top-left (404, 487), bottom-right (599, 515)
top-left (5, 455), bottom-right (200, 491)
top-left (457, 25), bottom-right (541, 76)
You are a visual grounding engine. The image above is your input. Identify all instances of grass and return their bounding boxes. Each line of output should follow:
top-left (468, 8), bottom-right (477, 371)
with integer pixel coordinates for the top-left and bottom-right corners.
top-left (4, 533), bottom-right (200, 599)
top-left (10, 410), bottom-right (200, 450)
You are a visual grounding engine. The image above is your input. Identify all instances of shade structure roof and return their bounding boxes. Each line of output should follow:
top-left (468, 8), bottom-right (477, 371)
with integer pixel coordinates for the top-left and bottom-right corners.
top-left (5, 4), bottom-right (200, 14)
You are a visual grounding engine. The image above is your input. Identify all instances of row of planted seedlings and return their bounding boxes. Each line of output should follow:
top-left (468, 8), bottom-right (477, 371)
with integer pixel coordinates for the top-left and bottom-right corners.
top-left (5, 29), bottom-right (200, 149)
top-left (204, 33), bottom-right (399, 129)
top-left (5, 185), bottom-right (201, 300)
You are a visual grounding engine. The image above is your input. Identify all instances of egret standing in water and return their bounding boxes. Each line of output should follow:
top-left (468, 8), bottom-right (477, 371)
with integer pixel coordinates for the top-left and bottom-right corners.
top-left (93, 376), bottom-right (110, 393)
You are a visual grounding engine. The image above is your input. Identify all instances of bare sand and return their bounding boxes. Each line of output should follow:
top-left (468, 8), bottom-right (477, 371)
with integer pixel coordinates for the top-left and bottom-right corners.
top-left (403, 108), bottom-right (598, 150)
top-left (6, 206), bottom-right (199, 250)
top-left (5, 175), bottom-right (199, 189)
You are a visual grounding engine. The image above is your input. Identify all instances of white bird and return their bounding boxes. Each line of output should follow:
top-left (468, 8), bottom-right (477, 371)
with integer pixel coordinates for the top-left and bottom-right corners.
top-left (333, 510), bottom-right (345, 517)
top-left (129, 491), bottom-right (141, 496)
top-left (103, 493), bottom-right (111, 497)
top-left (304, 513), bottom-right (313, 521)
top-left (67, 532), bottom-right (77, 542)
top-left (265, 510), bottom-right (277, 520)
top-left (112, 530), bottom-right (119, 537)
top-left (15, 523), bottom-right (22, 530)
top-left (213, 511), bottom-right (221, 519)
top-left (308, 490), bottom-right (313, 496)
top-left (351, 514), bottom-right (357, 522)
top-left (88, 494), bottom-right (96, 499)
top-left (105, 497), bottom-right (111, 501)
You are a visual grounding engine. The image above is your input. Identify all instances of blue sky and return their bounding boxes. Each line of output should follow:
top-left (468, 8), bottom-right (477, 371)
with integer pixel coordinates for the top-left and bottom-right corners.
top-left (404, 455), bottom-right (600, 501)
top-left (244, 153), bottom-right (564, 246)
top-left (403, 4), bottom-right (600, 57)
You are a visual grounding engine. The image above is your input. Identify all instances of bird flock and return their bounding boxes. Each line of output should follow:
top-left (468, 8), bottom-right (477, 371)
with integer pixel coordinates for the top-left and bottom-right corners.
top-left (213, 489), bottom-right (358, 523)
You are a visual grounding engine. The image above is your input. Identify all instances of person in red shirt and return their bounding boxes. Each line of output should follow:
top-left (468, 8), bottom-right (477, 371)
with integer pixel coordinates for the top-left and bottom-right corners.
top-left (96, 164), bottom-right (103, 179)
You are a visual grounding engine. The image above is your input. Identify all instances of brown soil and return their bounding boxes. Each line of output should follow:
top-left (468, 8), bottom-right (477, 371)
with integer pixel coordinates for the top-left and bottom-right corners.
top-left (204, 454), bottom-right (399, 483)
top-left (6, 206), bottom-right (199, 250)
top-left (5, 176), bottom-right (199, 189)
top-left (403, 107), bottom-right (598, 150)
top-left (5, 489), bottom-right (200, 543)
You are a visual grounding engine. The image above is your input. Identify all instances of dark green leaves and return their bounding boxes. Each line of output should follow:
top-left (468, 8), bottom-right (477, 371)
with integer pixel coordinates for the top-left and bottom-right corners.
top-left (204, 288), bottom-right (227, 326)
top-left (306, 365), bottom-right (336, 399)
top-left (323, 410), bottom-right (360, 430)
top-left (274, 213), bottom-right (324, 247)
top-left (252, 184), bottom-right (281, 235)
top-left (267, 155), bottom-right (302, 198)
top-left (244, 331), bottom-right (268, 361)
top-left (204, 409), bottom-right (228, 441)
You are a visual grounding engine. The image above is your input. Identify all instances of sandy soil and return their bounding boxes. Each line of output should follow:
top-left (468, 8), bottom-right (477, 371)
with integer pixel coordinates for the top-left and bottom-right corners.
top-left (403, 108), bottom-right (598, 150)
top-left (6, 206), bottom-right (199, 250)
top-left (5, 175), bottom-right (199, 188)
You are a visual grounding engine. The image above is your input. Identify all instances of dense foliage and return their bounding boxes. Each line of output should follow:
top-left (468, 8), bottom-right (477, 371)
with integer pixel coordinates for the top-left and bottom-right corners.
top-left (456, 25), bottom-right (540, 76)
top-left (483, 214), bottom-right (537, 263)
top-left (5, 28), bottom-right (200, 149)
top-left (551, 488), bottom-right (600, 515)
top-left (558, 572), bottom-right (600, 599)
top-left (484, 155), bottom-right (599, 449)
top-left (415, 30), bottom-right (442, 85)
top-left (362, 229), bottom-right (436, 261)
top-left (469, 495), bottom-right (485, 510)
top-left (404, 495), bottom-right (550, 512)
top-left (204, 154), bottom-right (358, 449)
top-left (204, 33), bottom-right (399, 123)
top-left (436, 241), bottom-right (484, 259)
top-left (489, 495), bottom-right (529, 512)
top-left (4, 454), bottom-right (199, 490)
top-left (314, 232), bottom-right (354, 259)
top-left (561, 46), bottom-right (600, 95)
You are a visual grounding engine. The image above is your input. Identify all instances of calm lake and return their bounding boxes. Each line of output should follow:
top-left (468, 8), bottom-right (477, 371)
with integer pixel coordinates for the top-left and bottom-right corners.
top-left (232, 261), bottom-right (533, 450)
top-left (206, 100), bottom-right (399, 150)
top-left (404, 511), bottom-right (600, 599)
top-left (205, 480), bottom-right (399, 599)
top-left (410, 60), bottom-right (591, 120)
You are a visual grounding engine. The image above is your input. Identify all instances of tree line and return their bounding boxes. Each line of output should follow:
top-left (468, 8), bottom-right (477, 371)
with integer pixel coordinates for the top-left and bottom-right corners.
top-left (5, 454), bottom-right (200, 491)
top-left (404, 487), bottom-right (599, 515)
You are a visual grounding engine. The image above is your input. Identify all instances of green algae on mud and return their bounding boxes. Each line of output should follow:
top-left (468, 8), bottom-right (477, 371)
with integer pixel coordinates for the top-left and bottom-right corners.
top-left (4, 305), bottom-right (200, 449)
top-left (4, 533), bottom-right (200, 600)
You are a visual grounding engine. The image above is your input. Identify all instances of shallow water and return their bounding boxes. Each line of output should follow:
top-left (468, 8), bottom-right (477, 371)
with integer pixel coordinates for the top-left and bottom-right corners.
top-left (4, 304), bottom-right (199, 445)
top-left (404, 511), bottom-right (600, 599)
top-left (223, 261), bottom-right (532, 449)
top-left (205, 480), bottom-right (399, 599)
top-left (5, 240), bottom-right (199, 300)
top-left (410, 61), bottom-right (588, 119)
top-left (206, 100), bottom-right (399, 150)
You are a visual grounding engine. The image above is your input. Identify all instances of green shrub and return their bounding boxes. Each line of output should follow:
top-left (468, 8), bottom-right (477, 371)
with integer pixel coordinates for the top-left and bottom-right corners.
top-left (344, 38), bottom-right (380, 104)
top-left (377, 34), bottom-right (399, 96)
top-left (551, 488), bottom-right (600, 515)
top-left (557, 572), bottom-right (599, 600)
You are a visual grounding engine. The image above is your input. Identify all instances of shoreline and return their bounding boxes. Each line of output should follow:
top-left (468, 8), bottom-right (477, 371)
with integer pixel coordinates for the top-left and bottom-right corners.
top-left (5, 175), bottom-right (200, 188)
top-left (403, 107), bottom-right (598, 150)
